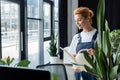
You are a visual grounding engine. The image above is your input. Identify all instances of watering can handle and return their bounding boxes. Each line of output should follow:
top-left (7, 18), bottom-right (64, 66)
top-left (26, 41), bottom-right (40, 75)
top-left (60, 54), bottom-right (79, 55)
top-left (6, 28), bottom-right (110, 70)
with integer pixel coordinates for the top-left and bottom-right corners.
top-left (77, 49), bottom-right (88, 54)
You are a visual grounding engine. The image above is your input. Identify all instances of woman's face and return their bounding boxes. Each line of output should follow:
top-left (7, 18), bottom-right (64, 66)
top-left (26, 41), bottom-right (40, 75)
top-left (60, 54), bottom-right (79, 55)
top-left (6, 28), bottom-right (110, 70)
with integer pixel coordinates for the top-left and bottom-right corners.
top-left (74, 14), bottom-right (89, 29)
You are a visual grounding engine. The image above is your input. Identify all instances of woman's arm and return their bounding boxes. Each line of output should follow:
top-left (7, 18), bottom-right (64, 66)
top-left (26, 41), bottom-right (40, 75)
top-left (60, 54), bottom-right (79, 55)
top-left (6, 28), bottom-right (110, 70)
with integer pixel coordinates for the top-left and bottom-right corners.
top-left (69, 34), bottom-right (78, 54)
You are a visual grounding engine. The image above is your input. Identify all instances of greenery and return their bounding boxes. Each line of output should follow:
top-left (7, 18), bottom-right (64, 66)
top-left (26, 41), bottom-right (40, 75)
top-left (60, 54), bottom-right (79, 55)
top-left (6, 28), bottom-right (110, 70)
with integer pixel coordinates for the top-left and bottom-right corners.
top-left (48, 31), bottom-right (58, 57)
top-left (52, 72), bottom-right (60, 80)
top-left (0, 56), bottom-right (30, 67)
top-left (110, 29), bottom-right (120, 54)
top-left (81, 0), bottom-right (120, 80)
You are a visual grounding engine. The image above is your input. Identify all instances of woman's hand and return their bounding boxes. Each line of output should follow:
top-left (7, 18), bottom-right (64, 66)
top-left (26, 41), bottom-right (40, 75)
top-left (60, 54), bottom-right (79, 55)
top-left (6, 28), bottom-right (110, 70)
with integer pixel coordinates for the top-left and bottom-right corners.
top-left (87, 48), bottom-right (94, 55)
top-left (72, 64), bottom-right (81, 72)
top-left (72, 54), bottom-right (76, 57)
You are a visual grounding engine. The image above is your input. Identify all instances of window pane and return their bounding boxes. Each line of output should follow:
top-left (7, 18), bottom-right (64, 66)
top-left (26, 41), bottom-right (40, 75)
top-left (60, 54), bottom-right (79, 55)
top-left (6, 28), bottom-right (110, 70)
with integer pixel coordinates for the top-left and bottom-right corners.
top-left (1, 1), bottom-right (20, 64)
top-left (54, 0), bottom-right (58, 20)
top-left (27, 0), bottom-right (40, 18)
top-left (43, 2), bottom-right (51, 37)
top-left (28, 19), bottom-right (39, 68)
top-left (44, 40), bottom-right (50, 64)
top-left (55, 22), bottom-right (59, 35)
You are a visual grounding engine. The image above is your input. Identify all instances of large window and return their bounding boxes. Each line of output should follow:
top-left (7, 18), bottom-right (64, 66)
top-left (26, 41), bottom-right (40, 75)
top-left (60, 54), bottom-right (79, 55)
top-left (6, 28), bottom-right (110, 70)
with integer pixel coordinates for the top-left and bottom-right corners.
top-left (43, 2), bottom-right (51, 38)
top-left (44, 0), bottom-right (59, 64)
top-left (27, 0), bottom-right (42, 68)
top-left (43, 1), bottom-right (52, 64)
top-left (1, 0), bottom-right (21, 65)
top-left (54, 0), bottom-right (59, 44)
top-left (27, 0), bottom-right (40, 18)
top-left (0, 0), bottom-right (59, 68)
top-left (27, 0), bottom-right (54, 66)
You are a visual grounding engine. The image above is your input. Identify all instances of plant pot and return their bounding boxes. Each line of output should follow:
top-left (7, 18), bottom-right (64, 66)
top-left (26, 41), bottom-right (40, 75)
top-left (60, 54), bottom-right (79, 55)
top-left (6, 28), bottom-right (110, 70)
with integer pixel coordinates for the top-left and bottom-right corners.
top-left (50, 56), bottom-right (59, 64)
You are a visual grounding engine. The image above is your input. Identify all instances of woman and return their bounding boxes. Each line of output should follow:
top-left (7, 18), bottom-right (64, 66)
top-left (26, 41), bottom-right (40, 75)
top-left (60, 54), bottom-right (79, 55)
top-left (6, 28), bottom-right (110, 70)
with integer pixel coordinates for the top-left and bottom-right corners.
top-left (69, 7), bottom-right (98, 80)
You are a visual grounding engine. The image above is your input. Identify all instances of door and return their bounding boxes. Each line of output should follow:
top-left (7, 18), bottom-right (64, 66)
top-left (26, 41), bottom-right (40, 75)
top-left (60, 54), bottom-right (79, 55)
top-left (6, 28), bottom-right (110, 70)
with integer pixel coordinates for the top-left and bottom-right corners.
top-left (1, 0), bottom-right (22, 65)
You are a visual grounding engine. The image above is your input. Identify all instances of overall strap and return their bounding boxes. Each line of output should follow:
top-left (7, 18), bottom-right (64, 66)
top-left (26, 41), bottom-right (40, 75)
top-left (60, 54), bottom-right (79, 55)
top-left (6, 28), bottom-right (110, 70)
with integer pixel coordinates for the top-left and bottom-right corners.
top-left (92, 30), bottom-right (98, 41)
top-left (77, 32), bottom-right (81, 42)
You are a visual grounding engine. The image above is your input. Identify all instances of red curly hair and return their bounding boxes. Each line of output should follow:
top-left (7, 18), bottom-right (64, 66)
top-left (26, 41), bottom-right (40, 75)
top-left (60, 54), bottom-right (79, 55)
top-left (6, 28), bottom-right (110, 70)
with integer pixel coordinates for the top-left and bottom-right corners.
top-left (73, 7), bottom-right (94, 19)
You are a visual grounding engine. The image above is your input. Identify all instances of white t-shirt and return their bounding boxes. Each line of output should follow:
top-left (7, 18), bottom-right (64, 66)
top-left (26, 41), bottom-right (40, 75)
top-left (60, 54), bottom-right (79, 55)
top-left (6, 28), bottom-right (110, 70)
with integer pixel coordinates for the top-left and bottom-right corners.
top-left (69, 29), bottom-right (98, 54)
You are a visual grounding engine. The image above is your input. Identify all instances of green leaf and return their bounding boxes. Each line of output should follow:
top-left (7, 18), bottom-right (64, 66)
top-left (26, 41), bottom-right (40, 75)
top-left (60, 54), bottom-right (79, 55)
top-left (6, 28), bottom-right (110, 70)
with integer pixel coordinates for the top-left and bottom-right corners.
top-left (6, 56), bottom-right (10, 65)
top-left (99, 50), bottom-right (109, 79)
top-left (95, 62), bottom-right (103, 79)
top-left (94, 43), bottom-right (108, 79)
top-left (110, 30), bottom-right (120, 53)
top-left (105, 21), bottom-right (112, 56)
top-left (96, 0), bottom-right (105, 48)
top-left (52, 72), bottom-right (60, 80)
top-left (84, 65), bottom-right (100, 78)
top-left (6, 56), bottom-right (14, 66)
top-left (82, 51), bottom-right (95, 68)
top-left (94, 43), bottom-right (103, 76)
top-left (94, 42), bottom-right (100, 63)
top-left (10, 58), bottom-right (14, 65)
top-left (115, 54), bottom-right (120, 65)
top-left (103, 20), bottom-right (110, 55)
top-left (110, 65), bottom-right (119, 80)
top-left (16, 60), bottom-right (30, 67)
top-left (48, 31), bottom-right (58, 56)
top-left (0, 59), bottom-right (6, 65)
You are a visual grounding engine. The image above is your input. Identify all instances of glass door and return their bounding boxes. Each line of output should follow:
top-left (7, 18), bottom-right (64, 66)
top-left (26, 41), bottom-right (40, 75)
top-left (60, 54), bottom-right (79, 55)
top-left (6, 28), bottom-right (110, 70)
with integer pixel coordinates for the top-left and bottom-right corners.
top-left (43, 1), bottom-right (52, 64)
top-left (27, 0), bottom-right (41, 68)
top-left (1, 0), bottom-right (20, 65)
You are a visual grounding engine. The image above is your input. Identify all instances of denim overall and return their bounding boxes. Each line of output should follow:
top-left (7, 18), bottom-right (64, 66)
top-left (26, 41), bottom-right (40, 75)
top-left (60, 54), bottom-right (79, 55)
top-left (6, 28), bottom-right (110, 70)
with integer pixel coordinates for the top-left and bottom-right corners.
top-left (75, 31), bottom-right (98, 80)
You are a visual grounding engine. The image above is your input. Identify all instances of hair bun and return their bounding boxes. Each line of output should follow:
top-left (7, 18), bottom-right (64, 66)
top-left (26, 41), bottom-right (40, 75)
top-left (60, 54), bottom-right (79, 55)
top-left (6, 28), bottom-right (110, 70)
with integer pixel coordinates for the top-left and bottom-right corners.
top-left (89, 10), bottom-right (94, 18)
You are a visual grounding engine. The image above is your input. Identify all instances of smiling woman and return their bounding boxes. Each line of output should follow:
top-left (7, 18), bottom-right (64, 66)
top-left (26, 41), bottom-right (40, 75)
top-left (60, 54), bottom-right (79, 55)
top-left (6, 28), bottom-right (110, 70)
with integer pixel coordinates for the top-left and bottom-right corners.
top-left (68, 6), bottom-right (98, 80)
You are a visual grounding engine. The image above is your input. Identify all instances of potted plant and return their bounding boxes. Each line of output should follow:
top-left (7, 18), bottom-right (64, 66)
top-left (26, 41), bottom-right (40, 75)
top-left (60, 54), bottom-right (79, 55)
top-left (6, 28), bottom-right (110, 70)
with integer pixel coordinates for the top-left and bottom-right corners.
top-left (80, 0), bottom-right (120, 80)
top-left (110, 29), bottom-right (120, 55)
top-left (0, 56), bottom-right (30, 67)
top-left (52, 72), bottom-right (60, 80)
top-left (48, 31), bottom-right (59, 63)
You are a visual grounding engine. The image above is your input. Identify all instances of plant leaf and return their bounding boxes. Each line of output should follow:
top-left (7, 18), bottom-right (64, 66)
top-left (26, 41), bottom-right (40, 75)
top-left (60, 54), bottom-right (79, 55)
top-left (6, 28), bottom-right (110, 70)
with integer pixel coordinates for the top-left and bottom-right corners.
top-left (110, 65), bottom-right (119, 80)
top-left (16, 60), bottom-right (30, 67)
top-left (96, 0), bottom-right (105, 48)
top-left (52, 72), bottom-right (60, 80)
top-left (84, 65), bottom-right (100, 78)
top-left (83, 51), bottom-right (95, 68)
top-left (0, 59), bottom-right (6, 65)
top-left (6, 56), bottom-right (14, 66)
top-left (6, 56), bottom-right (10, 65)
top-left (116, 54), bottom-right (120, 65)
